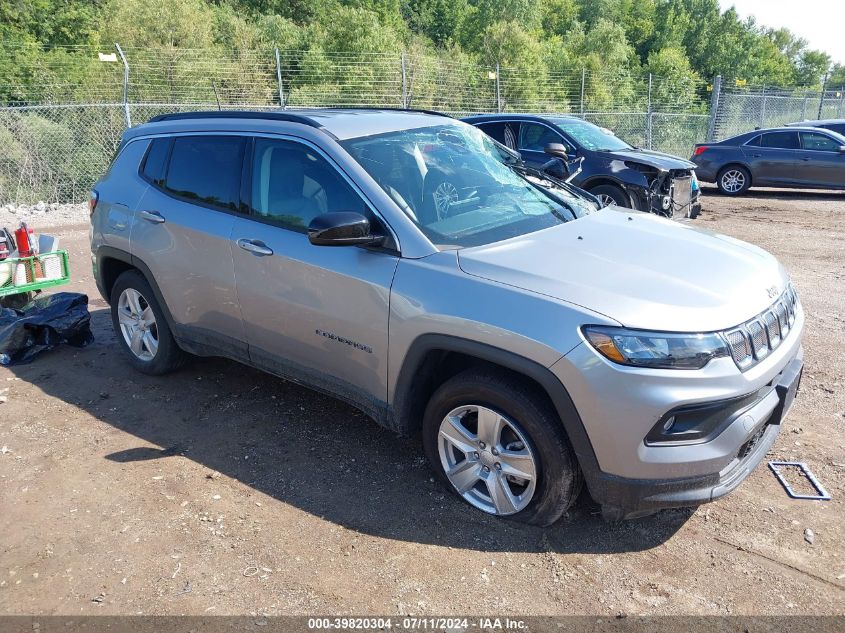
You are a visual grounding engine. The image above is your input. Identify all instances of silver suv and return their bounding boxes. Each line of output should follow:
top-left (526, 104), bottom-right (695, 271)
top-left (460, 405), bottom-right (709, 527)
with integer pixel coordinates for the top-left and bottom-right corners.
top-left (90, 109), bottom-right (804, 525)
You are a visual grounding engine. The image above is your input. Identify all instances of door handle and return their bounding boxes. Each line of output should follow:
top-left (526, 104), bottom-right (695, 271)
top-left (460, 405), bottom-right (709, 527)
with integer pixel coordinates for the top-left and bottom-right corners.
top-left (237, 238), bottom-right (274, 256)
top-left (139, 210), bottom-right (166, 224)
top-left (801, 157), bottom-right (811, 161)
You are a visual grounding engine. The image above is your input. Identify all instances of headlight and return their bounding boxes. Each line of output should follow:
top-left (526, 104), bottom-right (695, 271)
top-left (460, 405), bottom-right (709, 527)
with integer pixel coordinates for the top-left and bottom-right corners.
top-left (582, 325), bottom-right (729, 370)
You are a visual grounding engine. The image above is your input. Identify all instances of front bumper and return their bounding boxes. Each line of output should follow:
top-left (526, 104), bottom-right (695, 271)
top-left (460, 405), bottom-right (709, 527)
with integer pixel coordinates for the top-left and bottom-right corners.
top-left (550, 303), bottom-right (804, 519)
top-left (591, 349), bottom-right (802, 520)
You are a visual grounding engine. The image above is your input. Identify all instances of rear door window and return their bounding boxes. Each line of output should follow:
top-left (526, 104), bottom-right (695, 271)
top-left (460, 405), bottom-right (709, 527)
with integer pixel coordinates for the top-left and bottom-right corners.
top-left (760, 132), bottom-right (800, 149)
top-left (477, 122), bottom-right (518, 150)
top-left (163, 136), bottom-right (246, 211)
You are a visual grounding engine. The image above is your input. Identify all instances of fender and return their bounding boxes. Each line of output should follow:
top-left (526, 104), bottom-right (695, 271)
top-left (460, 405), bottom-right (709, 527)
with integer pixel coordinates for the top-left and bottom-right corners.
top-left (390, 333), bottom-right (603, 485)
top-left (95, 245), bottom-right (178, 332)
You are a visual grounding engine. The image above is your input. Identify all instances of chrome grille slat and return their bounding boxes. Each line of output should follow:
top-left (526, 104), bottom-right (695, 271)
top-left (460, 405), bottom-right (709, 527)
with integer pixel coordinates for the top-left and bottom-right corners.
top-left (722, 285), bottom-right (799, 371)
top-left (747, 320), bottom-right (768, 359)
top-left (763, 310), bottom-right (780, 346)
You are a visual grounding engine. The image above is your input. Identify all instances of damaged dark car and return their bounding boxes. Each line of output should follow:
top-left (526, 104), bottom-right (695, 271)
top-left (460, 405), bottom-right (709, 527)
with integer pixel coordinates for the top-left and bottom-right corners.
top-left (464, 114), bottom-right (701, 219)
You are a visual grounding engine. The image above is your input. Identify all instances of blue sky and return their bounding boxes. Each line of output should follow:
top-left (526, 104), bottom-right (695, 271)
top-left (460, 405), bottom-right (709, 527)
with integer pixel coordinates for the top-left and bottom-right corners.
top-left (720, 0), bottom-right (844, 65)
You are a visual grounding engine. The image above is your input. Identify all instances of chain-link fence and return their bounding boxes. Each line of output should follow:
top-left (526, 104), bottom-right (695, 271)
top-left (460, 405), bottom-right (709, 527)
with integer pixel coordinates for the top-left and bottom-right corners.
top-left (711, 80), bottom-right (845, 141)
top-left (0, 44), bottom-right (713, 204)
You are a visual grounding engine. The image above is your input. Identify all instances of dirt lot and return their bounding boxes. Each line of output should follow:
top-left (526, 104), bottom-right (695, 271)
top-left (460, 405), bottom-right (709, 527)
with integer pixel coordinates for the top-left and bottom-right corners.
top-left (1, 187), bottom-right (844, 617)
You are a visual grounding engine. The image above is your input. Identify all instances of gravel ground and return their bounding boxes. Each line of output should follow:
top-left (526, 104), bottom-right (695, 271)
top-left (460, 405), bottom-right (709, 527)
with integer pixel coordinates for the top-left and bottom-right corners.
top-left (0, 187), bottom-right (843, 617)
top-left (0, 202), bottom-right (89, 230)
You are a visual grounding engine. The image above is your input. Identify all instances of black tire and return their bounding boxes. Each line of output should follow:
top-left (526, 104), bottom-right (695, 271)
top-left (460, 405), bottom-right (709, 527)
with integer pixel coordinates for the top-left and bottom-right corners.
top-left (716, 165), bottom-right (751, 195)
top-left (110, 270), bottom-right (186, 375)
top-left (422, 368), bottom-right (583, 526)
top-left (589, 183), bottom-right (630, 208)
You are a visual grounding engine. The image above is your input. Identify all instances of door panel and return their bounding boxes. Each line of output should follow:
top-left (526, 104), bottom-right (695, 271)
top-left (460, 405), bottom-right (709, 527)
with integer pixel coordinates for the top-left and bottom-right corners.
top-left (132, 187), bottom-right (247, 358)
top-left (232, 138), bottom-right (398, 407)
top-left (130, 135), bottom-right (248, 360)
top-left (742, 131), bottom-right (799, 185)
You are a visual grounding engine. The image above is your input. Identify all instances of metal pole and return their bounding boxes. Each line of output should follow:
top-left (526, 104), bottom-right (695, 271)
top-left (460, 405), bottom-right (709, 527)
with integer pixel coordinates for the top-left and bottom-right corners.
top-left (646, 73), bottom-right (653, 150)
top-left (401, 53), bottom-right (408, 108)
top-left (706, 75), bottom-right (721, 141)
top-left (274, 48), bottom-right (286, 109)
top-left (801, 90), bottom-right (808, 120)
top-left (818, 72), bottom-right (829, 119)
top-left (580, 68), bottom-right (586, 117)
top-left (759, 87), bottom-right (767, 128)
top-left (838, 87), bottom-right (844, 117)
top-left (114, 42), bottom-right (131, 127)
top-left (495, 63), bottom-right (502, 113)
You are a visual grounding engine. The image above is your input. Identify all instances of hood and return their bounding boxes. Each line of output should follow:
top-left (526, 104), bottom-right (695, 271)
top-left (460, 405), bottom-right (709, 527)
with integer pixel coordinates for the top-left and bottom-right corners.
top-left (457, 208), bottom-right (789, 332)
top-left (600, 148), bottom-right (697, 171)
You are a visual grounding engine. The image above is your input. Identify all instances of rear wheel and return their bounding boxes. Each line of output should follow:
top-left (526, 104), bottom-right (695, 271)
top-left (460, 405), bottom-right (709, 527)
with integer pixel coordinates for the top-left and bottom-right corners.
top-left (717, 165), bottom-right (751, 195)
top-left (589, 183), bottom-right (629, 208)
top-left (422, 369), bottom-right (582, 526)
top-left (110, 270), bottom-right (186, 375)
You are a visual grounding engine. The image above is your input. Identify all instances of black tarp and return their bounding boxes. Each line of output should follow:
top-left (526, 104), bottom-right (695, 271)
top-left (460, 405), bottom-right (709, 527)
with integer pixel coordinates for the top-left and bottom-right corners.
top-left (0, 292), bottom-right (94, 365)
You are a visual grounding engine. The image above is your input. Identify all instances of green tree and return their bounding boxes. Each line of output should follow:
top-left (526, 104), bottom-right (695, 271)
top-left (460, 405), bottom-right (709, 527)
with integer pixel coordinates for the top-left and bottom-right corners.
top-left (645, 46), bottom-right (702, 109)
top-left (102, 0), bottom-right (216, 48)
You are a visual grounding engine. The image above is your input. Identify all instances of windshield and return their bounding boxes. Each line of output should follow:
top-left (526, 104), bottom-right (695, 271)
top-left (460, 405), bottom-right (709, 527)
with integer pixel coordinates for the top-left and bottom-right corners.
top-left (341, 123), bottom-right (595, 248)
top-left (549, 118), bottom-right (633, 151)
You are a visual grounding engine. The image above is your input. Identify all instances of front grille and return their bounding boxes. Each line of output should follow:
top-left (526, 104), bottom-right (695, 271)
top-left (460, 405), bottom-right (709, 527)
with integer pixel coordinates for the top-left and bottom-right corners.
top-left (724, 285), bottom-right (799, 371)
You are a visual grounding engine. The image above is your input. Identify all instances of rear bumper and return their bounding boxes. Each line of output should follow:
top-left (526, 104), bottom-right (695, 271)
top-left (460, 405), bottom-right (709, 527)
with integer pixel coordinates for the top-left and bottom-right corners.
top-left (591, 350), bottom-right (803, 520)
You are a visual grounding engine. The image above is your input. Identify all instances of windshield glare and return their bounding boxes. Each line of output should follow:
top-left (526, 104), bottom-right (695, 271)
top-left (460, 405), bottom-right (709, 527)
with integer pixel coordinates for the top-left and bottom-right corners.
top-left (550, 119), bottom-right (632, 151)
top-left (342, 123), bottom-right (595, 248)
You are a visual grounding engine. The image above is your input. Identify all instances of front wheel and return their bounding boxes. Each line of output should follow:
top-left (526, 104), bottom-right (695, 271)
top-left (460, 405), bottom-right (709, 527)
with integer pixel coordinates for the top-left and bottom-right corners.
top-left (422, 369), bottom-right (582, 526)
top-left (589, 183), bottom-right (629, 208)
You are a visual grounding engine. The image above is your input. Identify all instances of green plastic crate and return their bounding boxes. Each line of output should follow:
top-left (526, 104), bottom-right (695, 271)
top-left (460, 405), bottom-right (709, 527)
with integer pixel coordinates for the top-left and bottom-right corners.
top-left (0, 250), bottom-right (71, 297)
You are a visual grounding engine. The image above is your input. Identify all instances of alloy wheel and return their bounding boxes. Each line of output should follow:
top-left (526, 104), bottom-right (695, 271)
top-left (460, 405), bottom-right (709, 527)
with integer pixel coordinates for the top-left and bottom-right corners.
top-left (117, 288), bottom-right (159, 361)
top-left (437, 404), bottom-right (538, 516)
top-left (721, 169), bottom-right (746, 193)
top-left (433, 181), bottom-right (459, 220)
top-left (596, 193), bottom-right (615, 207)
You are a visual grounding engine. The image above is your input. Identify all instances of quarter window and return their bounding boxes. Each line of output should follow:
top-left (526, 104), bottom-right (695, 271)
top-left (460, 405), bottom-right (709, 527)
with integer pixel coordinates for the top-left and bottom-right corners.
top-left (800, 132), bottom-right (841, 151)
top-left (760, 132), bottom-right (799, 150)
top-left (141, 138), bottom-right (171, 185)
top-left (163, 136), bottom-right (245, 211)
top-left (250, 138), bottom-right (367, 231)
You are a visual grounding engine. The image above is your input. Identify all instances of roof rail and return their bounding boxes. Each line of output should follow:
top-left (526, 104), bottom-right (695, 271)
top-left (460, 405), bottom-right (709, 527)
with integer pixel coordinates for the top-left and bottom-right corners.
top-left (147, 110), bottom-right (324, 128)
top-left (147, 107), bottom-right (451, 125)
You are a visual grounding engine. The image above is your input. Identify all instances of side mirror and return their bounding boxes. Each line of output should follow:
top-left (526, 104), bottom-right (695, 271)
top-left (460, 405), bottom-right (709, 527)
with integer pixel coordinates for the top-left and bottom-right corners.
top-left (307, 212), bottom-right (384, 247)
top-left (544, 143), bottom-right (571, 159)
top-left (839, 145), bottom-right (845, 153)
